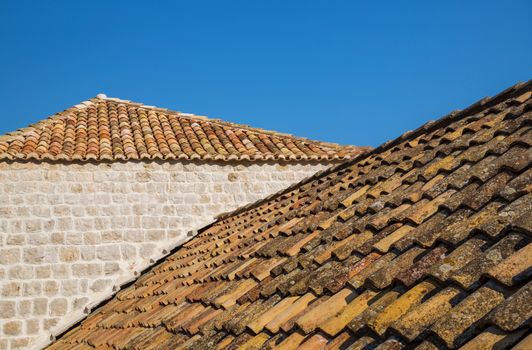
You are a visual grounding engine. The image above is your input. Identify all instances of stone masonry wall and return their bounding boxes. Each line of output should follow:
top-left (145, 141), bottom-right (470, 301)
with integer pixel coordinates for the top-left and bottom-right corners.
top-left (0, 160), bottom-right (332, 349)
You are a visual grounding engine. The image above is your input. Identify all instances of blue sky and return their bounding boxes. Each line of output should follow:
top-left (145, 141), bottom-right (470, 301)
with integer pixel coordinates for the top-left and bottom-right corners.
top-left (0, 1), bottom-right (530, 147)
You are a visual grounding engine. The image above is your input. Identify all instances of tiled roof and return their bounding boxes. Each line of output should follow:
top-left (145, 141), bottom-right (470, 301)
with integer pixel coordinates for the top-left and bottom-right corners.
top-left (48, 81), bottom-right (532, 350)
top-left (0, 95), bottom-right (365, 162)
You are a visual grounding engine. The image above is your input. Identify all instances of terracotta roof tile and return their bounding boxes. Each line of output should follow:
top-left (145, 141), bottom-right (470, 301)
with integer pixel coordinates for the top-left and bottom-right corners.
top-left (431, 283), bottom-right (505, 348)
top-left (296, 334), bottom-right (328, 350)
top-left (374, 337), bottom-right (405, 350)
top-left (295, 288), bottom-right (354, 333)
top-left (347, 336), bottom-right (379, 350)
top-left (413, 341), bottom-right (440, 350)
top-left (370, 280), bottom-right (438, 336)
top-left (347, 289), bottom-right (400, 333)
top-left (427, 237), bottom-right (487, 282)
top-left (0, 95), bottom-right (366, 162)
top-left (390, 286), bottom-right (461, 341)
top-left (368, 247), bottom-right (426, 289)
top-left (275, 331), bottom-right (306, 350)
top-left (487, 280), bottom-right (532, 332)
top-left (513, 333), bottom-right (532, 350)
top-left (264, 293), bottom-right (316, 334)
top-left (449, 233), bottom-right (527, 290)
top-left (239, 332), bottom-right (269, 350)
top-left (487, 243), bottom-right (532, 286)
top-left (318, 289), bottom-right (377, 336)
top-left (347, 252), bottom-right (396, 289)
top-left (247, 296), bottom-right (297, 334)
top-left (459, 327), bottom-right (527, 350)
top-left (48, 82), bottom-right (532, 349)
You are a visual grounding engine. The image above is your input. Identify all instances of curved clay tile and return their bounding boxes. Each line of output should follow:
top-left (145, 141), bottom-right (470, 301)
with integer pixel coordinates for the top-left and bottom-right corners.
top-left (0, 95), bottom-right (366, 162)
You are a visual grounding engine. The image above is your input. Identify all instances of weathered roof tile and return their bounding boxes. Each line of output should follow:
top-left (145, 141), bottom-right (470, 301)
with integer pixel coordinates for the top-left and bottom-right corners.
top-left (264, 293), bottom-right (316, 334)
top-left (295, 288), bottom-right (354, 334)
top-left (47, 82), bottom-right (532, 350)
top-left (512, 332), bottom-right (532, 350)
top-left (459, 327), bottom-right (527, 350)
top-left (487, 280), bottom-right (532, 332)
top-left (368, 247), bottom-right (426, 289)
top-left (370, 280), bottom-right (438, 336)
top-left (390, 286), bottom-right (461, 341)
top-left (450, 233), bottom-right (527, 290)
top-left (487, 243), bottom-right (532, 286)
top-left (427, 237), bottom-right (487, 282)
top-left (246, 295), bottom-right (296, 334)
top-left (430, 284), bottom-right (505, 348)
top-left (318, 289), bottom-right (377, 336)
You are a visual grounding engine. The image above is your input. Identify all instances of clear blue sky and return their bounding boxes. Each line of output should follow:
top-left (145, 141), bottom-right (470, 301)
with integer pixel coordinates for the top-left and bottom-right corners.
top-left (0, 1), bottom-right (530, 147)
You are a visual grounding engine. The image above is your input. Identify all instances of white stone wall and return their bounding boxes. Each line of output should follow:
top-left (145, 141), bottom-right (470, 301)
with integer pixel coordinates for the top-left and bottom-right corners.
top-left (0, 160), bottom-right (332, 349)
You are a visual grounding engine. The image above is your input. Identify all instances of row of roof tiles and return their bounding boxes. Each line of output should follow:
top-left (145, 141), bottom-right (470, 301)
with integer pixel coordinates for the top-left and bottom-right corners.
top-left (0, 95), bottom-right (367, 162)
top-left (48, 81), bottom-right (532, 349)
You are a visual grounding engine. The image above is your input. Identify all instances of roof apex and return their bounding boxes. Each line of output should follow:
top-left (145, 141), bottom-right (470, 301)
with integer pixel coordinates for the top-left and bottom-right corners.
top-left (0, 95), bottom-right (367, 163)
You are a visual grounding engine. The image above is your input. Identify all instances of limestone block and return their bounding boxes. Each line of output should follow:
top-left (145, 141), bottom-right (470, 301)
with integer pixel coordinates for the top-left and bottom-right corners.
top-left (0, 250), bottom-right (20, 265)
top-left (43, 281), bottom-right (59, 297)
top-left (43, 318), bottom-right (59, 331)
top-left (25, 319), bottom-right (39, 335)
top-left (79, 246), bottom-right (95, 261)
top-left (32, 299), bottom-right (47, 316)
top-left (89, 279), bottom-right (111, 293)
top-left (28, 247), bottom-right (57, 265)
top-left (49, 299), bottom-right (67, 317)
top-left (10, 338), bottom-right (31, 349)
top-left (59, 247), bottom-right (79, 263)
top-left (34, 266), bottom-right (51, 279)
top-left (21, 282), bottom-right (41, 297)
top-left (17, 301), bottom-right (31, 318)
top-left (101, 231), bottom-right (122, 243)
top-left (96, 246), bottom-right (121, 261)
top-left (120, 244), bottom-right (137, 260)
top-left (3, 321), bottom-right (22, 336)
top-left (51, 265), bottom-right (69, 279)
top-left (83, 232), bottom-right (100, 245)
top-left (60, 280), bottom-right (77, 296)
top-left (72, 297), bottom-right (89, 312)
top-left (8, 266), bottom-right (33, 280)
top-left (104, 263), bottom-right (120, 276)
top-left (0, 302), bottom-right (15, 318)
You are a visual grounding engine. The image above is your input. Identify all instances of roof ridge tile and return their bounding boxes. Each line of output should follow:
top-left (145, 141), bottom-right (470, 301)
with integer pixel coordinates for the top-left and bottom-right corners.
top-left (1, 95), bottom-right (366, 162)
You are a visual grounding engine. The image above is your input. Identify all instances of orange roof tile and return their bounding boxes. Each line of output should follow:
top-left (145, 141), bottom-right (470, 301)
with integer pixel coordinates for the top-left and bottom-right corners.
top-left (48, 81), bottom-right (532, 349)
top-left (0, 94), bottom-right (366, 162)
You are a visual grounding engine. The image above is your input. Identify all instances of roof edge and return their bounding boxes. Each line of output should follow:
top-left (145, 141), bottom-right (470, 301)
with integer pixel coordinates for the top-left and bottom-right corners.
top-left (216, 80), bottom-right (532, 219)
top-left (45, 223), bottom-right (215, 347)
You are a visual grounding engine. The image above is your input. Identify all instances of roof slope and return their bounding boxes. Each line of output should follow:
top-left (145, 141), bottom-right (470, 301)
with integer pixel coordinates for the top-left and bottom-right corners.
top-left (48, 82), bottom-right (532, 350)
top-left (0, 95), bottom-right (365, 162)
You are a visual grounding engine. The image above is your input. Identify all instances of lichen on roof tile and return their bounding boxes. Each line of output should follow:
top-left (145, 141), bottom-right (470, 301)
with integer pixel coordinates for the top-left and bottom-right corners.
top-left (47, 81), bottom-right (532, 349)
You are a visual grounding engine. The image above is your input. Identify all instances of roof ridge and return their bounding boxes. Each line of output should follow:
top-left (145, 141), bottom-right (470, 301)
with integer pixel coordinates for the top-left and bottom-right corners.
top-left (1, 95), bottom-right (365, 162)
top-left (216, 80), bottom-right (531, 219)
top-left (92, 94), bottom-right (354, 150)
